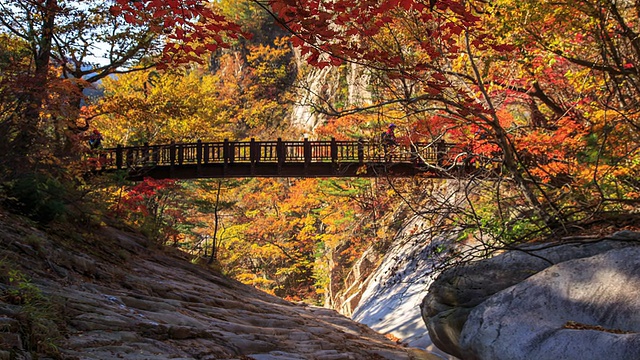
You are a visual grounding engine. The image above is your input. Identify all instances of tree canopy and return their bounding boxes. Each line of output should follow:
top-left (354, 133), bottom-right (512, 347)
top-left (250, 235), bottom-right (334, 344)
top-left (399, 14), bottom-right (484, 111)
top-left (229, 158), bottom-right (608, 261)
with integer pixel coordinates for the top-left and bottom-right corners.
top-left (1, 0), bottom-right (639, 302)
top-left (265, 0), bottom-right (640, 229)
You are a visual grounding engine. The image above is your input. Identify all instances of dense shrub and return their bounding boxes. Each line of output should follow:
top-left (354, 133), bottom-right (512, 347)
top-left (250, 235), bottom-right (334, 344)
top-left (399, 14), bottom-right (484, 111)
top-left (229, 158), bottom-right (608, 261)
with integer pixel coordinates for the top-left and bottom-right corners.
top-left (3, 173), bottom-right (67, 223)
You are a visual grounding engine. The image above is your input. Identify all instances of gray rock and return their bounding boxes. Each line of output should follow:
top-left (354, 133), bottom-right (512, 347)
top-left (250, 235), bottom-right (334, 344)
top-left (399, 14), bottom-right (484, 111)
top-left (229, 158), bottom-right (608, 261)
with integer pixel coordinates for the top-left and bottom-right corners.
top-left (352, 214), bottom-right (460, 360)
top-left (0, 332), bottom-right (22, 350)
top-left (248, 352), bottom-right (307, 360)
top-left (422, 233), bottom-right (640, 358)
top-left (460, 245), bottom-right (640, 360)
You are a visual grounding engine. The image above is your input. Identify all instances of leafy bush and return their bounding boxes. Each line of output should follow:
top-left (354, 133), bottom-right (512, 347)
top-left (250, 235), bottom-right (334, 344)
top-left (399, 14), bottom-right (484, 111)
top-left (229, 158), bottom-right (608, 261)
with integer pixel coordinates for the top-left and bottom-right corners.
top-left (3, 173), bottom-right (67, 223)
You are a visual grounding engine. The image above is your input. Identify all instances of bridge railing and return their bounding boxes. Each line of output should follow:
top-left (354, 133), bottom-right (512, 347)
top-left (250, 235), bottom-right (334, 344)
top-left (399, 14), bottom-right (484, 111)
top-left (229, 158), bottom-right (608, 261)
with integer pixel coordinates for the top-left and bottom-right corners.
top-left (98, 138), bottom-right (458, 171)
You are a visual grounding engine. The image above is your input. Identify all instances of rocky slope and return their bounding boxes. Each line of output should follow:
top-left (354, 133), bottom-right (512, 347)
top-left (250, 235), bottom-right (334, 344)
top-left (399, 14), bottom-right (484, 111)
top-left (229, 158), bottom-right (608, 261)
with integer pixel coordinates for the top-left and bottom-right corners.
top-left (329, 181), bottom-right (466, 360)
top-left (0, 209), bottom-right (439, 360)
top-left (350, 215), bottom-right (458, 360)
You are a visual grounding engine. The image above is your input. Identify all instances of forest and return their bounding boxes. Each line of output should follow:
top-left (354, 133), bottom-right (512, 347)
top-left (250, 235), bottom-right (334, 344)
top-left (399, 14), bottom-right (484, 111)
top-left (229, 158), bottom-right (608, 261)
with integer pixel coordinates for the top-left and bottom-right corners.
top-left (1, 0), bottom-right (639, 305)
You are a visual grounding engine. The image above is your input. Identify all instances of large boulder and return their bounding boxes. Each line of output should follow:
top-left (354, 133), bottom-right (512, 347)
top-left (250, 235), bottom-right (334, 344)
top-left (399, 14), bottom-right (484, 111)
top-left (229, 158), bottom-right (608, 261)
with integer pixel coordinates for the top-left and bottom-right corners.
top-left (460, 244), bottom-right (640, 360)
top-left (421, 231), bottom-right (640, 358)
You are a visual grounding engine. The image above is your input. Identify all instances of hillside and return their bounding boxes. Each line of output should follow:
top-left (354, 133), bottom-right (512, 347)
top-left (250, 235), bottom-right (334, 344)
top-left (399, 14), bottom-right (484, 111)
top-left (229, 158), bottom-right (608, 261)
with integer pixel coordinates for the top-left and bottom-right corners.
top-left (0, 209), bottom-right (438, 360)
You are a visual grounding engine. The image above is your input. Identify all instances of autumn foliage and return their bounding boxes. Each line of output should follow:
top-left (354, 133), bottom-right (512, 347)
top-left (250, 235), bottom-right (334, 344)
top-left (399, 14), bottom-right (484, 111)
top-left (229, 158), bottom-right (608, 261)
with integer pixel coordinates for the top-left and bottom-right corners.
top-left (268, 0), bottom-right (640, 228)
top-left (109, 0), bottom-right (250, 68)
top-left (2, 0), bottom-right (640, 302)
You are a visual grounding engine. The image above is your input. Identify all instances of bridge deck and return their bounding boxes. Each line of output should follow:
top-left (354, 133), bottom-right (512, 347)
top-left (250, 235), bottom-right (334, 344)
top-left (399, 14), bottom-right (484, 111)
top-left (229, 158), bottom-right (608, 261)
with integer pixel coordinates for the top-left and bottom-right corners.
top-left (93, 139), bottom-right (463, 179)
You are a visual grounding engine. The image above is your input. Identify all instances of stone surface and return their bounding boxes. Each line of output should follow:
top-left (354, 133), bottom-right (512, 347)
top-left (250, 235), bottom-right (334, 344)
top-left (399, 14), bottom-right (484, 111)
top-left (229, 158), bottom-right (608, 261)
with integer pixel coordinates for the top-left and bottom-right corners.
top-left (326, 245), bottom-right (378, 317)
top-left (351, 214), bottom-right (460, 360)
top-left (0, 210), bottom-right (441, 360)
top-left (461, 245), bottom-right (640, 360)
top-left (422, 231), bottom-right (640, 359)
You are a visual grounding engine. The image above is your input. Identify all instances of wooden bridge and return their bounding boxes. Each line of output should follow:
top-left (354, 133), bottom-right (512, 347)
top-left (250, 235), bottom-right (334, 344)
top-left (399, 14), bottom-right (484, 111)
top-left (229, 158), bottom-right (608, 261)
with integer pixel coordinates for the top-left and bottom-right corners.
top-left (94, 139), bottom-right (464, 180)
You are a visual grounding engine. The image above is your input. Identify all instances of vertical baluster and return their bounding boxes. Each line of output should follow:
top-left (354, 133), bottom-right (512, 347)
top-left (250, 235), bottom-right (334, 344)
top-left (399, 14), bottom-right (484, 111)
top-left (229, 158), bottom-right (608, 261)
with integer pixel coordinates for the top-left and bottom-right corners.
top-left (197, 139), bottom-right (202, 175)
top-left (143, 142), bottom-right (150, 166)
top-left (250, 138), bottom-right (257, 175)
top-left (331, 138), bottom-right (338, 163)
top-left (437, 140), bottom-right (446, 166)
top-left (170, 141), bottom-right (176, 178)
top-left (223, 139), bottom-right (229, 175)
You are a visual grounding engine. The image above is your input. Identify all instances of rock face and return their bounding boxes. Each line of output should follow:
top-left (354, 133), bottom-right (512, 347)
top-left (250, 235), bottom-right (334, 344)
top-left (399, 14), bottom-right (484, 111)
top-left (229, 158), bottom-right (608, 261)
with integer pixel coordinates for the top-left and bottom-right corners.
top-left (341, 180), bottom-right (467, 360)
top-left (0, 211), bottom-right (440, 360)
top-left (290, 54), bottom-right (371, 134)
top-left (325, 245), bottom-right (379, 317)
top-left (422, 231), bottom-right (640, 360)
top-left (350, 215), bottom-right (460, 360)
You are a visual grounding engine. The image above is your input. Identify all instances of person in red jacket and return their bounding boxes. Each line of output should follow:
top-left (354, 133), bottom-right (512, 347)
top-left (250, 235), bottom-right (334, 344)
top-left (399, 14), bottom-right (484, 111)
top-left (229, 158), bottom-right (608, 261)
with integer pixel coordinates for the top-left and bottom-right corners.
top-left (88, 129), bottom-right (103, 149)
top-left (381, 123), bottom-right (398, 161)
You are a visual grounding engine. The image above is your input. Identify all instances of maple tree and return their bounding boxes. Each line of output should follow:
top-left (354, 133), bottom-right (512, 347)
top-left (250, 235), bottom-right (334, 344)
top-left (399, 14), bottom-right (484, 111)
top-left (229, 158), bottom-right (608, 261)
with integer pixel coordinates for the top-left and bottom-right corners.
top-left (214, 177), bottom-right (392, 302)
top-left (108, 0), bottom-right (248, 67)
top-left (1, 1), bottom-right (152, 162)
top-left (90, 39), bottom-right (296, 145)
top-left (491, 0), bottom-right (640, 211)
top-left (112, 177), bottom-right (190, 244)
top-left (265, 0), bottom-right (640, 235)
top-left (0, 0), bottom-right (253, 183)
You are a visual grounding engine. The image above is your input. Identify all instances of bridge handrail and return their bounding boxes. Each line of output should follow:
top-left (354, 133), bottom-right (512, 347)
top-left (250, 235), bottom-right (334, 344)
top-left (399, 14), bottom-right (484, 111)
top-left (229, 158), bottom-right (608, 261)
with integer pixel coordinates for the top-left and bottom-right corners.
top-left (99, 138), bottom-right (458, 171)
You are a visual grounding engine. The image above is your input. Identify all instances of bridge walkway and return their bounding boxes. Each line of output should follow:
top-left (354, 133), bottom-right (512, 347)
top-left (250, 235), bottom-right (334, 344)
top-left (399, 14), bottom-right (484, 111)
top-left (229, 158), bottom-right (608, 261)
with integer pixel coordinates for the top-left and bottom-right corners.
top-left (92, 138), bottom-right (463, 179)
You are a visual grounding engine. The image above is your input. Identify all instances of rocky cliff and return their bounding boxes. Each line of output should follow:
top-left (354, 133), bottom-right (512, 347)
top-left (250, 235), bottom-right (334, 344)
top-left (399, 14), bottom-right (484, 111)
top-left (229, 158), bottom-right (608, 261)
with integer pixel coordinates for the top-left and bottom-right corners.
top-left (290, 56), bottom-right (371, 134)
top-left (329, 181), bottom-right (468, 360)
top-left (350, 216), bottom-right (458, 360)
top-left (0, 209), bottom-right (439, 360)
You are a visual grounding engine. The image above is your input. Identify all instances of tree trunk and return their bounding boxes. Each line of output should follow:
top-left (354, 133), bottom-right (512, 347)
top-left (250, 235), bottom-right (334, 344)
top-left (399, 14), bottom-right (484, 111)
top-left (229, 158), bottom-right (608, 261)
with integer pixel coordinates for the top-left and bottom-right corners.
top-left (208, 180), bottom-right (223, 264)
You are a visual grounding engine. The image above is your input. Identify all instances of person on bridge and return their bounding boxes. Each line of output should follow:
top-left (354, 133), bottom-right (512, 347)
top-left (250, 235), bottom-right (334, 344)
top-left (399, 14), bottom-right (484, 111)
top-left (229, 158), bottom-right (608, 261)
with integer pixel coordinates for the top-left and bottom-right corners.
top-left (88, 129), bottom-right (103, 150)
top-left (381, 123), bottom-right (398, 161)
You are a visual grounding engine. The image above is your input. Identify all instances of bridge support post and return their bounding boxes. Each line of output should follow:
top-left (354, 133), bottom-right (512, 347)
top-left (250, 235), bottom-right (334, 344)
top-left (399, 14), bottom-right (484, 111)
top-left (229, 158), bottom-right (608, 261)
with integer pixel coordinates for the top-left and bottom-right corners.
top-left (116, 145), bottom-right (123, 170)
top-left (152, 144), bottom-right (159, 164)
top-left (277, 138), bottom-right (284, 175)
top-left (330, 138), bottom-right (338, 162)
top-left (143, 142), bottom-right (150, 166)
top-left (177, 143), bottom-right (184, 165)
top-left (437, 140), bottom-right (446, 166)
top-left (197, 139), bottom-right (202, 176)
top-left (223, 139), bottom-right (229, 176)
top-left (357, 139), bottom-right (364, 164)
top-left (250, 138), bottom-right (257, 175)
top-left (331, 138), bottom-right (338, 175)
top-left (410, 142), bottom-right (418, 165)
top-left (126, 148), bottom-right (133, 169)
top-left (170, 140), bottom-right (176, 178)
top-left (304, 138), bottom-right (311, 174)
